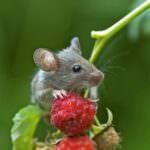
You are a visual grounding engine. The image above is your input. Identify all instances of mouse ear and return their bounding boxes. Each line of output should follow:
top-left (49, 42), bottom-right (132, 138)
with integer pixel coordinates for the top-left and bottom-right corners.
top-left (70, 37), bottom-right (81, 55)
top-left (33, 48), bottom-right (58, 71)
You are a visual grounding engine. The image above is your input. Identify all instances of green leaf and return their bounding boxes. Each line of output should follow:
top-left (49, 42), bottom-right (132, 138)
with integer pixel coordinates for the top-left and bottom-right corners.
top-left (11, 105), bottom-right (43, 150)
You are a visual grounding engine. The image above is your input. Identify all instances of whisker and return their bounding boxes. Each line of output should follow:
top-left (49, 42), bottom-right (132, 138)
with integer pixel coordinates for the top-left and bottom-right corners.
top-left (100, 51), bottom-right (129, 69)
top-left (102, 65), bottom-right (126, 72)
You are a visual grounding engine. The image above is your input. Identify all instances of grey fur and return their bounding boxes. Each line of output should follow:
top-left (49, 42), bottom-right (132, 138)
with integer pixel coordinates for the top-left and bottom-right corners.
top-left (31, 37), bottom-right (104, 111)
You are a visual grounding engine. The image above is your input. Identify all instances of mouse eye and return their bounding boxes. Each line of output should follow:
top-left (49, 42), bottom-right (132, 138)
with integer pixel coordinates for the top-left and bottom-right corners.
top-left (72, 64), bottom-right (82, 73)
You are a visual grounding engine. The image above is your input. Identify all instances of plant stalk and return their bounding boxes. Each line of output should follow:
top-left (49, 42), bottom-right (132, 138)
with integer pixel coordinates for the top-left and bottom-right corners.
top-left (87, 0), bottom-right (150, 133)
top-left (90, 0), bottom-right (150, 63)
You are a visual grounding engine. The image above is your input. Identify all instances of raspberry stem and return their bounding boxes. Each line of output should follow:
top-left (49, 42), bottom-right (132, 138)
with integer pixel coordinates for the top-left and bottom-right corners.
top-left (84, 0), bottom-right (150, 138)
top-left (94, 116), bottom-right (101, 126)
top-left (90, 0), bottom-right (150, 63)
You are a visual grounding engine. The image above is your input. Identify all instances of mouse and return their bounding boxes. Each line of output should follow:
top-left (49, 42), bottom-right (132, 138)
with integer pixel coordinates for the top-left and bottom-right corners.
top-left (31, 37), bottom-right (104, 111)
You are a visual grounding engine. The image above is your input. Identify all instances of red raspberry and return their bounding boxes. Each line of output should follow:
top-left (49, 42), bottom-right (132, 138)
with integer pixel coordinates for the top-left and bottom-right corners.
top-left (51, 92), bottom-right (96, 135)
top-left (54, 135), bottom-right (95, 150)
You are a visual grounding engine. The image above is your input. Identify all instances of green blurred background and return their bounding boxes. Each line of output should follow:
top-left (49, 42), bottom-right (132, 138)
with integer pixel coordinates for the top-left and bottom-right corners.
top-left (0, 0), bottom-right (150, 149)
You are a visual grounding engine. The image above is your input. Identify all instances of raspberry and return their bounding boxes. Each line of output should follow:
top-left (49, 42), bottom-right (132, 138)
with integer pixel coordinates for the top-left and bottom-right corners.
top-left (54, 135), bottom-right (95, 150)
top-left (94, 127), bottom-right (121, 150)
top-left (51, 92), bottom-right (96, 135)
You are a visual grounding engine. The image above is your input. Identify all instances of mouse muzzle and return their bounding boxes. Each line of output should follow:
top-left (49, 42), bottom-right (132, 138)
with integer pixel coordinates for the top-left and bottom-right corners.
top-left (89, 71), bottom-right (104, 86)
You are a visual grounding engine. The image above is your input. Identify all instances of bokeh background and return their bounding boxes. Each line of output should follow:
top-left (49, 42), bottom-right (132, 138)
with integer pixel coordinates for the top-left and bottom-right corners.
top-left (0, 0), bottom-right (150, 149)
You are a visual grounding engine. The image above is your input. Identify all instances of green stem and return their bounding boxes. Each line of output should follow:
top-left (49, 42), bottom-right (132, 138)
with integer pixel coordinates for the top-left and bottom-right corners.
top-left (87, 0), bottom-right (150, 132)
top-left (94, 116), bottom-right (101, 126)
top-left (90, 0), bottom-right (150, 63)
top-left (90, 39), bottom-right (106, 63)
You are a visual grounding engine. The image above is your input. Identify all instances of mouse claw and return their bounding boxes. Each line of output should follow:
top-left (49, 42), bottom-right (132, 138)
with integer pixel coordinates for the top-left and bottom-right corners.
top-left (52, 90), bottom-right (67, 99)
top-left (61, 89), bottom-right (67, 96)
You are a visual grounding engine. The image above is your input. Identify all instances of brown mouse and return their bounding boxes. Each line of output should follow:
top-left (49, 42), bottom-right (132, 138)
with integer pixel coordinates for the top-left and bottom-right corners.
top-left (31, 37), bottom-right (104, 111)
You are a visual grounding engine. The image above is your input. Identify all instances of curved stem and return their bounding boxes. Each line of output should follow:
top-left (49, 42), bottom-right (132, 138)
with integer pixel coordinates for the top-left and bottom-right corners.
top-left (90, 0), bottom-right (150, 63)
top-left (86, 0), bottom-right (150, 132)
top-left (89, 39), bottom-right (106, 63)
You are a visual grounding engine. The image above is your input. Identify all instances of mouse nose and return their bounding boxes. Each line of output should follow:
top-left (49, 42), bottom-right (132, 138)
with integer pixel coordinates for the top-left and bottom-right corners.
top-left (90, 71), bottom-right (104, 85)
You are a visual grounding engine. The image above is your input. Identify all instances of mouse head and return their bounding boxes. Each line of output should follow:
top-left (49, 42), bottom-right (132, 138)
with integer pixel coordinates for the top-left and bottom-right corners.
top-left (33, 37), bottom-right (104, 89)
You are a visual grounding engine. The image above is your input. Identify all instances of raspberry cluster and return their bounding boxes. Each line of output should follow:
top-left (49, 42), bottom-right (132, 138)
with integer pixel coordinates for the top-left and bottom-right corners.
top-left (50, 92), bottom-right (96, 150)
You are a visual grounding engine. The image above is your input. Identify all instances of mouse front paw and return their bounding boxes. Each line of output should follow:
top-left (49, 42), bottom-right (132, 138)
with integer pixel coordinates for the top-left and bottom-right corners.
top-left (52, 90), bottom-right (67, 99)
